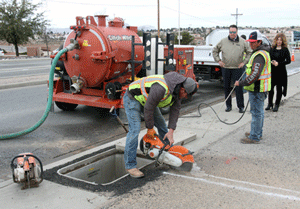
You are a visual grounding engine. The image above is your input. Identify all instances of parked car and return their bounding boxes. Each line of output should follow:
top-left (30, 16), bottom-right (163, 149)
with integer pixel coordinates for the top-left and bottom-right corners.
top-left (0, 48), bottom-right (4, 57)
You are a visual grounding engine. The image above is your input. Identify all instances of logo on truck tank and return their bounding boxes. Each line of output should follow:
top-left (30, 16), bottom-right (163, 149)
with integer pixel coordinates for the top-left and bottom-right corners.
top-left (108, 35), bottom-right (131, 41)
top-left (82, 40), bottom-right (90, 46)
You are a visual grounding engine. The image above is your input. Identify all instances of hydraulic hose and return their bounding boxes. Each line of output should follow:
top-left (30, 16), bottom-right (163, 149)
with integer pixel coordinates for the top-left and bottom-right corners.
top-left (0, 48), bottom-right (68, 140)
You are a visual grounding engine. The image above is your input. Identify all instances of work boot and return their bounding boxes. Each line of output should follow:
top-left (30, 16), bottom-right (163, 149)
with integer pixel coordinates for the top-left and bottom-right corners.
top-left (241, 137), bottom-right (260, 144)
top-left (127, 168), bottom-right (144, 178)
top-left (245, 132), bottom-right (263, 140)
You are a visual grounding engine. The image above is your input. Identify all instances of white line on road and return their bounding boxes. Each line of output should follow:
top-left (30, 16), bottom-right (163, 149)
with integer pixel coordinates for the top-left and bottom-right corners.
top-left (163, 171), bottom-right (300, 201)
top-left (0, 65), bottom-right (48, 73)
top-left (206, 174), bottom-right (300, 194)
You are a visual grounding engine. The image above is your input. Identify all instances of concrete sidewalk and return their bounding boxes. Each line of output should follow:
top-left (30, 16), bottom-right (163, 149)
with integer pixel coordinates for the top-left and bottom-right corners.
top-left (0, 72), bottom-right (300, 209)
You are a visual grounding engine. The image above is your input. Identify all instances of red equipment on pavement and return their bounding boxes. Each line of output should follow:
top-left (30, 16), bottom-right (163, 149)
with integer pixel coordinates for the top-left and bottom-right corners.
top-left (11, 153), bottom-right (43, 189)
top-left (140, 130), bottom-right (194, 171)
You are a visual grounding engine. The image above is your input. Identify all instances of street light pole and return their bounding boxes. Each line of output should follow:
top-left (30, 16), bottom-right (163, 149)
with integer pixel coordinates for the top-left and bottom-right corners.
top-left (158, 0), bottom-right (160, 37)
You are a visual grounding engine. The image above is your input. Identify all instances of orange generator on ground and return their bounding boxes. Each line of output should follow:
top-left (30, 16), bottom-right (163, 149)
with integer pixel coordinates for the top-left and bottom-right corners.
top-left (50, 15), bottom-right (197, 117)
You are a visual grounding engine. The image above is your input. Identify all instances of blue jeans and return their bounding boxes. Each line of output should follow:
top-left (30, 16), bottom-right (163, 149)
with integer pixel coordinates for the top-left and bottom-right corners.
top-left (248, 91), bottom-right (267, 141)
top-left (123, 92), bottom-right (168, 169)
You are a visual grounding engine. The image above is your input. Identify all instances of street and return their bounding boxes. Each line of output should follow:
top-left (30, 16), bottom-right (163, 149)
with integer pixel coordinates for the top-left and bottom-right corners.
top-left (0, 58), bottom-right (51, 79)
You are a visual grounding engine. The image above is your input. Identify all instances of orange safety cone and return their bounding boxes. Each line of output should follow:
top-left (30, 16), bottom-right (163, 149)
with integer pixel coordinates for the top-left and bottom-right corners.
top-left (291, 50), bottom-right (295, 62)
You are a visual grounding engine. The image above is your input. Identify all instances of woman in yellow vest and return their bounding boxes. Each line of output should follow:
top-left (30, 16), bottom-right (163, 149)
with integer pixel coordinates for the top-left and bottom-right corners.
top-left (123, 72), bottom-right (197, 178)
top-left (235, 31), bottom-right (271, 144)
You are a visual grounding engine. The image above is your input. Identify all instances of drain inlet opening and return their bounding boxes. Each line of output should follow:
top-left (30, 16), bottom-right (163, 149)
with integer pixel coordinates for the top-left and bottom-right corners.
top-left (57, 148), bottom-right (153, 185)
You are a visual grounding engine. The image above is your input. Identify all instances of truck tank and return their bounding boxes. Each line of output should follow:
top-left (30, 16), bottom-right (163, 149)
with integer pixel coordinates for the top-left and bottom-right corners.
top-left (51, 15), bottom-right (147, 111)
top-left (62, 15), bottom-right (144, 89)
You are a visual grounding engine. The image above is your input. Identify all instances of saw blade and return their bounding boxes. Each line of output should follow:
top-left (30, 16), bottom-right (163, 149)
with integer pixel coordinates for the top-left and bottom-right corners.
top-left (171, 162), bottom-right (193, 172)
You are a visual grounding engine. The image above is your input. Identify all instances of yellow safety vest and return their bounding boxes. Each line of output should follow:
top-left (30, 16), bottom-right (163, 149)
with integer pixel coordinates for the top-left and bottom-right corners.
top-left (128, 75), bottom-right (173, 107)
top-left (244, 50), bottom-right (271, 92)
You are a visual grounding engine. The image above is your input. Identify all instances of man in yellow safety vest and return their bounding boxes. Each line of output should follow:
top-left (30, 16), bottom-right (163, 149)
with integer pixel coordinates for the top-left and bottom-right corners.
top-left (123, 72), bottom-right (197, 178)
top-left (235, 31), bottom-right (271, 144)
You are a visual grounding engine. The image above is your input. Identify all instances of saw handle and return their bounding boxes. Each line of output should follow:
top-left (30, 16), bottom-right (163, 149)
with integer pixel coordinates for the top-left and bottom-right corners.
top-left (155, 143), bottom-right (169, 167)
top-left (146, 128), bottom-right (156, 139)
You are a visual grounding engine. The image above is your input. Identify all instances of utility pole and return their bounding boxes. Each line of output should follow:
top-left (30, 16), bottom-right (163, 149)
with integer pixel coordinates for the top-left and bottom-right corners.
top-left (231, 8), bottom-right (243, 26)
top-left (178, 0), bottom-right (180, 45)
top-left (158, 0), bottom-right (160, 37)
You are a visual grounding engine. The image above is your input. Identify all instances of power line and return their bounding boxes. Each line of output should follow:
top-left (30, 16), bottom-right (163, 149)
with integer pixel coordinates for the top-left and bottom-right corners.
top-left (50, 0), bottom-right (155, 7)
top-left (162, 6), bottom-right (220, 25)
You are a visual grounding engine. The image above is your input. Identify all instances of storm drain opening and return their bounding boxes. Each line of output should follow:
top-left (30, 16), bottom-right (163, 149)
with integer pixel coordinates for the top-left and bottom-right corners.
top-left (57, 148), bottom-right (153, 186)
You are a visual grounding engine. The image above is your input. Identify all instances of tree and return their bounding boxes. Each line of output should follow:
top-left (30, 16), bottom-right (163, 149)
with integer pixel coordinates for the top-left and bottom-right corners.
top-left (0, 0), bottom-right (47, 56)
top-left (174, 31), bottom-right (194, 45)
top-left (137, 30), bottom-right (144, 37)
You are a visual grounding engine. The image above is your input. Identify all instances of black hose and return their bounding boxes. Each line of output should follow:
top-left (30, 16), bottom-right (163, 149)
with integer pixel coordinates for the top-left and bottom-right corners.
top-left (180, 99), bottom-right (250, 125)
top-left (181, 71), bottom-right (249, 125)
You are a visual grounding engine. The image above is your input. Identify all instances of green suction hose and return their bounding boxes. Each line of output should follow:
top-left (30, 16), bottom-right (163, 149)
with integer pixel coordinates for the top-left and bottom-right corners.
top-left (0, 48), bottom-right (68, 140)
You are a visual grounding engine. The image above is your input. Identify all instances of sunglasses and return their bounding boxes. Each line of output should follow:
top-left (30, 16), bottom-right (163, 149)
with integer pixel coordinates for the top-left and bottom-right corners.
top-left (229, 31), bottom-right (237, 34)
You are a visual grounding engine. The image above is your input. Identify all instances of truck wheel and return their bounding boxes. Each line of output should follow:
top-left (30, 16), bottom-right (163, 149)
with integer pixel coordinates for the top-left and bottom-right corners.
top-left (55, 101), bottom-right (78, 111)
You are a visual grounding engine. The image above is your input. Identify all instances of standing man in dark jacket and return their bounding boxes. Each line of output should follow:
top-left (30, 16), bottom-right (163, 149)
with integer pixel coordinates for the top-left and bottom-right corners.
top-left (235, 31), bottom-right (271, 144)
top-left (123, 72), bottom-right (197, 178)
top-left (213, 25), bottom-right (252, 113)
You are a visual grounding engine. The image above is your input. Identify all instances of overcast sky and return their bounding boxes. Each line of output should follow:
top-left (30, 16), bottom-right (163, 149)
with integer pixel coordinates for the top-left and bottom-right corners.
top-left (35, 0), bottom-right (300, 29)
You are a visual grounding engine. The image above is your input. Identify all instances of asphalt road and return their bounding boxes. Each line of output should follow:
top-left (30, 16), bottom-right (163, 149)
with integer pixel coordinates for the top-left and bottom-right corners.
top-left (0, 58), bottom-right (51, 79)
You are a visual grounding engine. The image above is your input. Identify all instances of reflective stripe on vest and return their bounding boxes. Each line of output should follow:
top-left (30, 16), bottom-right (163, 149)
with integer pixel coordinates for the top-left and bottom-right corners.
top-left (244, 50), bottom-right (271, 92)
top-left (128, 75), bottom-right (173, 107)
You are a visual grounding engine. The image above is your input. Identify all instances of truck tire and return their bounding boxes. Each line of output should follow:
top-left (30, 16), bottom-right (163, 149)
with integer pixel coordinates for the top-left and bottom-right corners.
top-left (55, 101), bottom-right (78, 111)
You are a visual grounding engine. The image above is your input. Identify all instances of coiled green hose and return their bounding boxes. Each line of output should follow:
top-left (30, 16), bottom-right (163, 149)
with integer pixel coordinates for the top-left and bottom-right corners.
top-left (0, 48), bottom-right (68, 140)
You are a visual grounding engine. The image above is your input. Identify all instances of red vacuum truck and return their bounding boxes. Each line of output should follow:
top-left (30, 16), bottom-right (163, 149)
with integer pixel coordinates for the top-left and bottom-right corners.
top-left (50, 15), bottom-right (197, 119)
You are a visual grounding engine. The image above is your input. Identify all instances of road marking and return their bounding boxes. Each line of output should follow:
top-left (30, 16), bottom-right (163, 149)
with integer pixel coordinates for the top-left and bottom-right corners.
top-left (206, 174), bottom-right (300, 194)
top-left (163, 172), bottom-right (300, 201)
top-left (0, 65), bottom-right (48, 73)
top-left (0, 73), bottom-right (49, 79)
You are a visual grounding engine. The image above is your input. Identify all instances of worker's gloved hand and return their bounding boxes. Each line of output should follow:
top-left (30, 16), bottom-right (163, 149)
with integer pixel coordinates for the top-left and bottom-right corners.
top-left (146, 128), bottom-right (156, 140)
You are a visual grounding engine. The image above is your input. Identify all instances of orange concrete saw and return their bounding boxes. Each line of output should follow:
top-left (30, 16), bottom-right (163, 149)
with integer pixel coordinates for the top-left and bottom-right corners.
top-left (11, 153), bottom-right (43, 189)
top-left (140, 131), bottom-right (194, 171)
